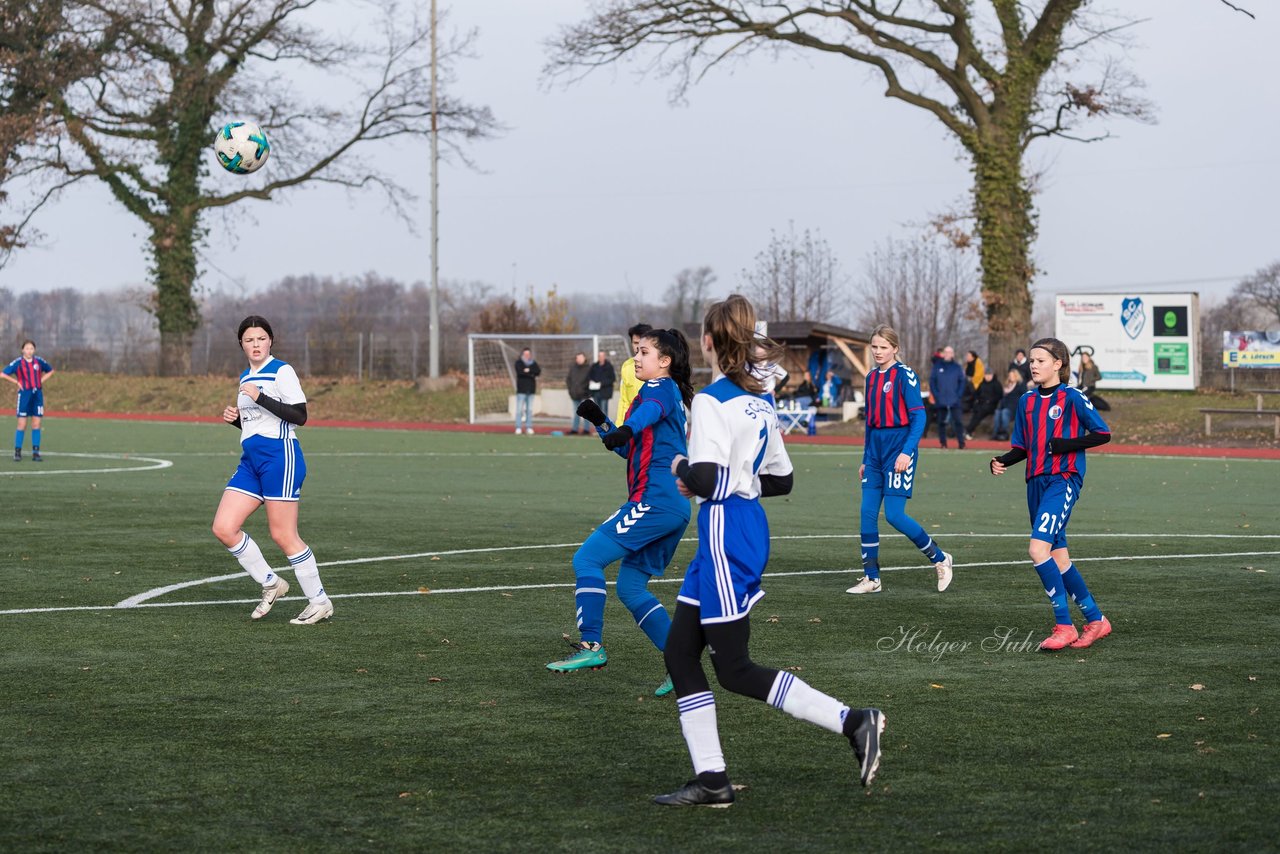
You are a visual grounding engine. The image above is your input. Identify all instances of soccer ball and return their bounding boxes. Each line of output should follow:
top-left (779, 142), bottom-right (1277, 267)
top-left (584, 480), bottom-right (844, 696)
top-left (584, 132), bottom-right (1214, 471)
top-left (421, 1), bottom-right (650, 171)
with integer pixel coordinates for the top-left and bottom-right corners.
top-left (213, 121), bottom-right (270, 174)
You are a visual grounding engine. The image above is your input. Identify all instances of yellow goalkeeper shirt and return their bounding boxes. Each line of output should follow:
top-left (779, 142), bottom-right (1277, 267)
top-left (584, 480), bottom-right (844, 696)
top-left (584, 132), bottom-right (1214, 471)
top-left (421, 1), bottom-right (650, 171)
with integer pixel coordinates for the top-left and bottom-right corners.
top-left (616, 358), bottom-right (642, 422)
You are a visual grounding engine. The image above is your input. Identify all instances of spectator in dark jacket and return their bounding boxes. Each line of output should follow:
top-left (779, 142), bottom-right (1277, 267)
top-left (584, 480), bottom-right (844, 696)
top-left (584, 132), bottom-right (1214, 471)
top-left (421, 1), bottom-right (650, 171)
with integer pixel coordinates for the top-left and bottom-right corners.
top-left (964, 370), bottom-right (1002, 438)
top-left (566, 352), bottom-right (593, 435)
top-left (990, 369), bottom-right (1026, 441)
top-left (928, 345), bottom-right (966, 449)
top-left (587, 351), bottom-right (616, 414)
top-left (1009, 348), bottom-right (1032, 385)
top-left (514, 348), bottom-right (541, 434)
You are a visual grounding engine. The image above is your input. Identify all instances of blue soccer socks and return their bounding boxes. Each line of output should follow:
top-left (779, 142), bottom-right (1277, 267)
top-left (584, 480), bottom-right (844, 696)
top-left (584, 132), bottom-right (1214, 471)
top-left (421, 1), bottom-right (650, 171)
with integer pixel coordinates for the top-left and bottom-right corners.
top-left (859, 533), bottom-right (881, 580)
top-left (1062, 564), bottom-right (1104, 623)
top-left (1033, 558), bottom-right (1072, 625)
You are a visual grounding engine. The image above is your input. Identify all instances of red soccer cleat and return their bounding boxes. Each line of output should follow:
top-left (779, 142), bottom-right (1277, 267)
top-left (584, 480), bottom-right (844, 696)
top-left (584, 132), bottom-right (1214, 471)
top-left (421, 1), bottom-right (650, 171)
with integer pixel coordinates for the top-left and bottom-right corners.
top-left (1069, 616), bottom-right (1113, 649)
top-left (1038, 623), bottom-right (1078, 651)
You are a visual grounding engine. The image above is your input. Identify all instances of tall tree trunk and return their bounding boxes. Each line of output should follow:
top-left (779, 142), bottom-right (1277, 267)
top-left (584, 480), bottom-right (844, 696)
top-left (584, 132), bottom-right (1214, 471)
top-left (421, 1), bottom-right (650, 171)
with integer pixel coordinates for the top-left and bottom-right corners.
top-left (151, 213), bottom-right (200, 377)
top-left (973, 131), bottom-right (1036, 376)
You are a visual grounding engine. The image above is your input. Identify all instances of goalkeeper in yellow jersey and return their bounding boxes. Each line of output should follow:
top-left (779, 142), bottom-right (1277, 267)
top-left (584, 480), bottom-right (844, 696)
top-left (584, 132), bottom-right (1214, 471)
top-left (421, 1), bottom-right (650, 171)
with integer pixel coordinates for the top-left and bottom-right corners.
top-left (615, 323), bottom-right (653, 423)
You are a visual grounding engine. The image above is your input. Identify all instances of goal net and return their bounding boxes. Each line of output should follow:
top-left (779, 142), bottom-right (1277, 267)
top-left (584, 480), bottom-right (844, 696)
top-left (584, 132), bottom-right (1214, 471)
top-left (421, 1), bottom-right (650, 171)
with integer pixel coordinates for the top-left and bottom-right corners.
top-left (468, 333), bottom-right (630, 424)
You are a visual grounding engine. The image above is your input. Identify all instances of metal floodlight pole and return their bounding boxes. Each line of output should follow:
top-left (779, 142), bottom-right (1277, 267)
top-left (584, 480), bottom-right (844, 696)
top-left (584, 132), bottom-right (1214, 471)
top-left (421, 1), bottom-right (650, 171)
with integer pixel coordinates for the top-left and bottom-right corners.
top-left (428, 0), bottom-right (441, 379)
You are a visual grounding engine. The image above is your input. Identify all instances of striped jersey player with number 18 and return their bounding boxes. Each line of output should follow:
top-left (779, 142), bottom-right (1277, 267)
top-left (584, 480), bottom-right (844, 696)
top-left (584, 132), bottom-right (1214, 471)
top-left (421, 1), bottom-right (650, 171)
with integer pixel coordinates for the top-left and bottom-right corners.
top-left (846, 325), bottom-right (954, 596)
top-left (990, 337), bottom-right (1113, 651)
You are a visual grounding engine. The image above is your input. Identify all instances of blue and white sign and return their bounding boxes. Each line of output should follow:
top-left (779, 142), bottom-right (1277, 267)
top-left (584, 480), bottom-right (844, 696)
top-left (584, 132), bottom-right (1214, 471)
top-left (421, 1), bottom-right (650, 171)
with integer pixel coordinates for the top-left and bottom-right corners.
top-left (1055, 292), bottom-right (1199, 390)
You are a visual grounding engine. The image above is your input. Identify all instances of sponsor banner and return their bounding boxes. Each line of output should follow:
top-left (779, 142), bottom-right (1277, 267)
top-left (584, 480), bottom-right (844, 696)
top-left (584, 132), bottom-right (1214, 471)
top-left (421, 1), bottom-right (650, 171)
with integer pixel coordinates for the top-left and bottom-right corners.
top-left (1222, 331), bottom-right (1280, 368)
top-left (1055, 293), bottom-right (1199, 390)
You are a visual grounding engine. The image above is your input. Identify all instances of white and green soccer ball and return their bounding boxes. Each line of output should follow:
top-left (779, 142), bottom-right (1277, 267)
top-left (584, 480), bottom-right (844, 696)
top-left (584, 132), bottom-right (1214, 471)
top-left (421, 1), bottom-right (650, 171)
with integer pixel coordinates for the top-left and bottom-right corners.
top-left (213, 120), bottom-right (270, 174)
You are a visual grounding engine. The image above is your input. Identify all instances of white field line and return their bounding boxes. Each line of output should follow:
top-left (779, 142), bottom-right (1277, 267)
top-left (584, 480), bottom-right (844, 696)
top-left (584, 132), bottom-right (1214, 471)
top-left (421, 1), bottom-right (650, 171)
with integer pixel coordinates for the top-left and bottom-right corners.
top-left (0, 452), bottom-right (172, 476)
top-left (0, 538), bottom-right (1275, 617)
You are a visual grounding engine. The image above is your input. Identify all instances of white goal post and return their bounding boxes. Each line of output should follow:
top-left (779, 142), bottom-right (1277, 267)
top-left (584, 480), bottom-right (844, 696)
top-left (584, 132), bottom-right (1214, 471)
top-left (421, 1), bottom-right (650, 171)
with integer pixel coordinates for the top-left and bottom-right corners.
top-left (468, 333), bottom-right (630, 424)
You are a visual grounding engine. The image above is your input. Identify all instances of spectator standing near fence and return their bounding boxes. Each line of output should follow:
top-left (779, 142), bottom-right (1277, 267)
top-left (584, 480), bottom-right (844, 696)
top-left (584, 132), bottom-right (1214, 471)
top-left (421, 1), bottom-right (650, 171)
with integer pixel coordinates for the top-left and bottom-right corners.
top-left (929, 346), bottom-right (966, 449)
top-left (566, 352), bottom-right (592, 435)
top-left (965, 370), bottom-right (1002, 439)
top-left (514, 348), bottom-right (541, 435)
top-left (1009, 348), bottom-right (1032, 385)
top-left (588, 351), bottom-right (616, 415)
top-left (3, 340), bottom-right (55, 462)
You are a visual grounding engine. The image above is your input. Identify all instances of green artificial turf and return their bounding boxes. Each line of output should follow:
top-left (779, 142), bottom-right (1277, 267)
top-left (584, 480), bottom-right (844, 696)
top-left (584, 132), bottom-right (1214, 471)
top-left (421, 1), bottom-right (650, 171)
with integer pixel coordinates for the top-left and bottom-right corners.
top-left (0, 420), bottom-right (1276, 851)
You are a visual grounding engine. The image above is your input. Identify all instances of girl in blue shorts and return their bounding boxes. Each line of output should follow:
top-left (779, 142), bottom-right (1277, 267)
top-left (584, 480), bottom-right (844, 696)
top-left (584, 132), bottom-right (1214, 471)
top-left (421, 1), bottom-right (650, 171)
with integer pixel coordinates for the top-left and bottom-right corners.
top-left (3, 339), bottom-right (55, 462)
top-left (211, 316), bottom-right (334, 625)
top-left (990, 337), bottom-right (1112, 651)
top-left (655, 295), bottom-right (885, 808)
top-left (846, 325), bottom-right (953, 595)
top-left (547, 328), bottom-right (694, 698)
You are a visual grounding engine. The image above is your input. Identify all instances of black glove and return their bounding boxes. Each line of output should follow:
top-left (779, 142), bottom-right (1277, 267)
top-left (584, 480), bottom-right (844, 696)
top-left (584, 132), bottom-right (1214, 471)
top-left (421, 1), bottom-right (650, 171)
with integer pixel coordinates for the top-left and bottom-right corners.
top-left (576, 399), bottom-right (607, 428)
top-left (602, 425), bottom-right (633, 450)
top-left (1049, 437), bottom-right (1067, 455)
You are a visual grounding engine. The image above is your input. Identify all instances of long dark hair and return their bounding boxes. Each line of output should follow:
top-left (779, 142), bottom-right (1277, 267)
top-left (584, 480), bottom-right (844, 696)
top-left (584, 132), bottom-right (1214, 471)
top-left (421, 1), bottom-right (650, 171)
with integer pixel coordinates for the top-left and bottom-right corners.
top-left (237, 315), bottom-right (274, 343)
top-left (702, 294), bottom-right (783, 395)
top-left (1030, 337), bottom-right (1071, 385)
top-left (643, 328), bottom-right (694, 408)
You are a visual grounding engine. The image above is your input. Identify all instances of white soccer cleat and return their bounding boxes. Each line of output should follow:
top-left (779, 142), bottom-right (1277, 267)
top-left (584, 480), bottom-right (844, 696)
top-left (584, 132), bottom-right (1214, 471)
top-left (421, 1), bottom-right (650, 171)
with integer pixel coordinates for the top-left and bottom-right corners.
top-left (252, 577), bottom-right (289, 620)
top-left (290, 600), bottom-right (334, 625)
top-left (846, 576), bottom-right (882, 594)
top-left (935, 551), bottom-right (954, 592)
top-left (514, 427), bottom-right (522, 434)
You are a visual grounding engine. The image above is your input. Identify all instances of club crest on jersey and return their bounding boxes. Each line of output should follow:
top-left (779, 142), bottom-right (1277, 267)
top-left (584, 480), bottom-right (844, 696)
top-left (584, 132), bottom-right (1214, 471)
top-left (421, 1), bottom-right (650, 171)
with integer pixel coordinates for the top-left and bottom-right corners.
top-left (882, 380), bottom-right (893, 393)
top-left (1048, 404), bottom-right (1063, 420)
top-left (1121, 297), bottom-right (1145, 340)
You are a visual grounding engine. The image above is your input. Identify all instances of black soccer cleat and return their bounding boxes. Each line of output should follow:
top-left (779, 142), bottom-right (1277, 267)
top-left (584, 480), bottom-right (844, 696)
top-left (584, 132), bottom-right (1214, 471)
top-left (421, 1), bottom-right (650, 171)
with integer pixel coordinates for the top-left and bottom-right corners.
top-left (847, 708), bottom-right (886, 787)
top-left (31, 450), bottom-right (42, 462)
top-left (653, 779), bottom-right (735, 808)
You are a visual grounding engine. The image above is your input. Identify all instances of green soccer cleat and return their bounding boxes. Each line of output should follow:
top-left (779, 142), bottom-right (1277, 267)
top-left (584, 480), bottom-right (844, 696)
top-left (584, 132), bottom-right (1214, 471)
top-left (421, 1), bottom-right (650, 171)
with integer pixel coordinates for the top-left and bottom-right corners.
top-left (655, 674), bottom-right (674, 697)
top-left (547, 641), bottom-right (607, 672)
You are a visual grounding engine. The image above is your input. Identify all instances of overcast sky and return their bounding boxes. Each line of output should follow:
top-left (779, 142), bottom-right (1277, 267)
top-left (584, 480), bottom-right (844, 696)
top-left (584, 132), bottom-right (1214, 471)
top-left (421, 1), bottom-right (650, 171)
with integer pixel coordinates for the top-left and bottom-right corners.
top-left (2, 1), bottom-right (1276, 312)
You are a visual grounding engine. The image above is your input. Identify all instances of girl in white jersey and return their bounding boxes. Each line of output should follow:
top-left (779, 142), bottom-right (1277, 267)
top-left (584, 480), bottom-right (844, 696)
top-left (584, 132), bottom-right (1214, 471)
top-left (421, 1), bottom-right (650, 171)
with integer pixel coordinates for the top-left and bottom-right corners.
top-left (211, 316), bottom-right (333, 625)
top-left (655, 295), bottom-right (885, 807)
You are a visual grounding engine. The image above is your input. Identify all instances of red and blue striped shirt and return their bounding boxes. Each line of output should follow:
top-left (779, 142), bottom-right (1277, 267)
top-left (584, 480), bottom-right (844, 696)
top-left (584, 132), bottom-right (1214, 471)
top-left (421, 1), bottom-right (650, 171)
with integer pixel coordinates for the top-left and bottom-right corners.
top-left (864, 362), bottom-right (925, 429)
top-left (4, 356), bottom-right (53, 390)
top-left (1012, 384), bottom-right (1110, 480)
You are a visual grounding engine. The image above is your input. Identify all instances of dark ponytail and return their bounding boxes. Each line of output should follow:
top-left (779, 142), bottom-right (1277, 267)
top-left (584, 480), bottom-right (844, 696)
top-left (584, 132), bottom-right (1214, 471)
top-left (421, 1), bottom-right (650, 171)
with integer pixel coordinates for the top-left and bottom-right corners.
top-left (645, 328), bottom-right (694, 409)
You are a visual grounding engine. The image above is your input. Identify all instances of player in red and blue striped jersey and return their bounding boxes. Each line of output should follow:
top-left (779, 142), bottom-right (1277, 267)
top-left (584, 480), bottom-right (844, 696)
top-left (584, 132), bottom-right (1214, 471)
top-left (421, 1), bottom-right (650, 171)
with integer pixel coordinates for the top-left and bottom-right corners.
top-left (2, 339), bottom-right (55, 462)
top-left (846, 326), bottom-right (953, 595)
top-left (990, 337), bottom-right (1113, 651)
top-left (547, 329), bottom-right (693, 697)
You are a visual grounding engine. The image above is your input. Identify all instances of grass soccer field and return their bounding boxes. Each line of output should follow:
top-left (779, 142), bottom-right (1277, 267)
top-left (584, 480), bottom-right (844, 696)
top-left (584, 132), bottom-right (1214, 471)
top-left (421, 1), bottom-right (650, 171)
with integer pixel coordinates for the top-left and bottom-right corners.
top-left (1, 419), bottom-right (1277, 851)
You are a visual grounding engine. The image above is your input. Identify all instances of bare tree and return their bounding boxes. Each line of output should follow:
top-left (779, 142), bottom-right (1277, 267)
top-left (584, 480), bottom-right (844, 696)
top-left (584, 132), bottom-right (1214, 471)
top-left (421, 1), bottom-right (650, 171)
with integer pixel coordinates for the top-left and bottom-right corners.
top-left (853, 232), bottom-right (984, 374)
top-left (14, 0), bottom-right (498, 374)
top-left (663, 265), bottom-right (717, 326)
top-left (741, 223), bottom-right (845, 323)
top-left (1235, 261), bottom-right (1280, 327)
top-left (546, 1), bottom-right (1186, 373)
top-left (0, 0), bottom-right (100, 262)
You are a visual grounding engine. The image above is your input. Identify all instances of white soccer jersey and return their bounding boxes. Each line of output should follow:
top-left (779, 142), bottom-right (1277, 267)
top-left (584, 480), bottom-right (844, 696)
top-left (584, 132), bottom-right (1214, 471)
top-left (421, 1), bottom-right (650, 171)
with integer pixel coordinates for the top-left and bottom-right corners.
top-left (688, 374), bottom-right (793, 503)
top-left (237, 358), bottom-right (306, 443)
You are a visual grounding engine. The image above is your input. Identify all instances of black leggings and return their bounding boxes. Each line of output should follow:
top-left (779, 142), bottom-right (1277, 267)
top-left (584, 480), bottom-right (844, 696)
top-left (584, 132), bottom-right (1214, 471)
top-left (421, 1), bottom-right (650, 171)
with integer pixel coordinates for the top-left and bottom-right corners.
top-left (663, 602), bottom-right (777, 702)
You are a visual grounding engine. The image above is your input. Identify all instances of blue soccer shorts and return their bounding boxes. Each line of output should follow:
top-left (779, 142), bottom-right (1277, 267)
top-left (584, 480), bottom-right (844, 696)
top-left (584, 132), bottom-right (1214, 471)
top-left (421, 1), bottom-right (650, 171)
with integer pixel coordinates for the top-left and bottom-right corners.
top-left (597, 501), bottom-right (689, 577)
top-left (1026, 472), bottom-right (1083, 550)
top-left (16, 388), bottom-right (43, 418)
top-left (862, 426), bottom-right (917, 498)
top-left (677, 496), bottom-right (769, 624)
top-left (225, 435), bottom-right (306, 502)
